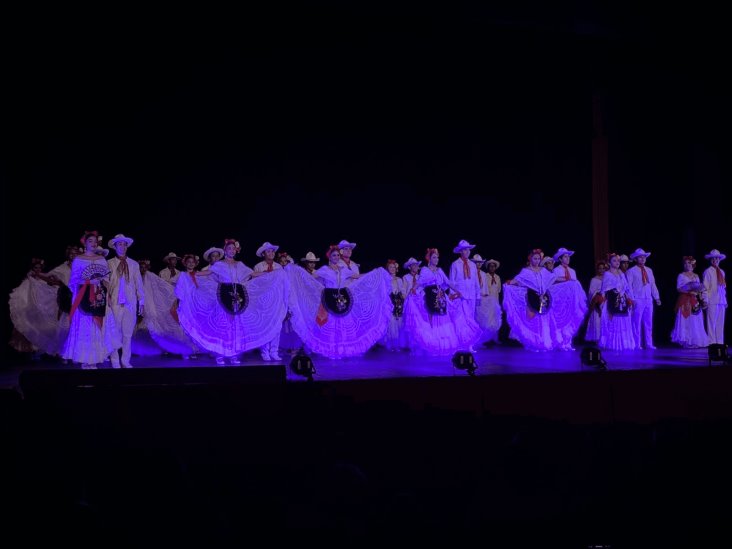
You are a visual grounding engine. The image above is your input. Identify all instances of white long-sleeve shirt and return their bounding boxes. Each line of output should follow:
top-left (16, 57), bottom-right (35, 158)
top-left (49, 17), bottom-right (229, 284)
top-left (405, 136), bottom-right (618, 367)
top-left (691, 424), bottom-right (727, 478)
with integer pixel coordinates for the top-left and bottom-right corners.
top-left (253, 261), bottom-right (282, 273)
top-left (626, 265), bottom-right (660, 301)
top-left (449, 258), bottom-right (481, 300)
top-left (553, 264), bottom-right (578, 282)
top-left (703, 266), bottom-right (727, 306)
top-left (108, 257), bottom-right (145, 307)
top-left (159, 268), bottom-right (181, 285)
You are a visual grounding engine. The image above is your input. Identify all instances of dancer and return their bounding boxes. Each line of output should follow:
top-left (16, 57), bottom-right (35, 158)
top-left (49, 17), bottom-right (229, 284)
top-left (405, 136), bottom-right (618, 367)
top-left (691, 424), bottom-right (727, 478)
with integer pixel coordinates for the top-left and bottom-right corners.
top-left (61, 231), bottom-right (120, 369)
top-left (202, 246), bottom-right (224, 271)
top-left (449, 240), bottom-right (481, 321)
top-left (8, 258), bottom-right (62, 357)
top-left (159, 252), bottom-right (181, 285)
top-left (619, 254), bottom-right (631, 274)
top-left (503, 249), bottom-right (585, 351)
top-left (383, 259), bottom-right (407, 351)
top-left (337, 240), bottom-right (360, 283)
top-left (106, 234), bottom-right (145, 368)
top-left (175, 239), bottom-right (288, 364)
top-left (503, 249), bottom-right (559, 351)
top-left (140, 254), bottom-right (202, 359)
top-left (626, 248), bottom-right (661, 350)
top-left (403, 248), bottom-right (481, 355)
top-left (541, 256), bottom-right (555, 273)
top-left (702, 249), bottom-right (727, 344)
top-left (276, 251), bottom-right (294, 267)
top-left (474, 256), bottom-right (502, 345)
top-left (286, 245), bottom-right (391, 359)
top-left (550, 247), bottom-right (587, 350)
top-left (253, 241), bottom-right (285, 361)
top-left (585, 260), bottom-right (607, 342)
top-left (552, 247), bottom-right (579, 282)
top-left (671, 256), bottom-right (709, 349)
top-left (300, 251), bottom-right (320, 276)
top-left (598, 253), bottom-right (636, 351)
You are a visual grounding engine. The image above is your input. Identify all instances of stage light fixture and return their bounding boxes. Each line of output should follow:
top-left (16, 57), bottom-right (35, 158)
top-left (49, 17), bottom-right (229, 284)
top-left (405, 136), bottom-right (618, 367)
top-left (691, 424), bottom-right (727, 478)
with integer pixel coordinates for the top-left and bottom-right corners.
top-left (452, 351), bottom-right (477, 376)
top-left (290, 353), bottom-right (316, 381)
top-left (580, 346), bottom-right (607, 371)
top-left (708, 344), bottom-right (729, 366)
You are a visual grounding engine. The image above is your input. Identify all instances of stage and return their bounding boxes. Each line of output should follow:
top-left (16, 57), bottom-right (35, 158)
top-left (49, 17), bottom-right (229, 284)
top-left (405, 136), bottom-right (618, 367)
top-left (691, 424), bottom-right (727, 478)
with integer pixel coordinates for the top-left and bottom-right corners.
top-left (3, 344), bottom-right (730, 424)
top-left (3, 344), bottom-right (732, 545)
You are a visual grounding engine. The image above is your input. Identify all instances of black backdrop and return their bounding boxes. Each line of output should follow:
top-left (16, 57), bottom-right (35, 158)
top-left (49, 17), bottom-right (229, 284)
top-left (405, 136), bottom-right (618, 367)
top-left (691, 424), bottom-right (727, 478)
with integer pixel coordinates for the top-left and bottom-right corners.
top-left (3, 5), bottom-right (730, 362)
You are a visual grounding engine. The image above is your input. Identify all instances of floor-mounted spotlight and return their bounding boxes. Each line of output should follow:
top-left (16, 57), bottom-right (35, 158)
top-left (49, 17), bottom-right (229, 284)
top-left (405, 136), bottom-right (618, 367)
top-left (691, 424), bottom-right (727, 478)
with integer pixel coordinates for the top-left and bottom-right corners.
top-left (290, 353), bottom-right (316, 381)
top-left (452, 351), bottom-right (477, 376)
top-left (580, 346), bottom-right (607, 371)
top-left (708, 344), bottom-right (729, 366)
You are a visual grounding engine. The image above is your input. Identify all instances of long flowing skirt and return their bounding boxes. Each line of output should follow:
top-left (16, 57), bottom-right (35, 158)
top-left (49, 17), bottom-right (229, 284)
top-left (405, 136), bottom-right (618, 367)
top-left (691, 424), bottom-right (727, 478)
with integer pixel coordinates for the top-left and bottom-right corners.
top-left (286, 267), bottom-right (392, 359)
top-left (279, 315), bottom-right (303, 353)
top-left (140, 273), bottom-right (200, 356)
top-left (62, 311), bottom-right (121, 364)
top-left (503, 282), bottom-right (585, 351)
top-left (131, 320), bottom-right (164, 356)
top-left (382, 314), bottom-right (408, 350)
top-left (176, 269), bottom-right (289, 357)
top-left (404, 291), bottom-right (481, 356)
top-left (671, 310), bottom-right (709, 348)
top-left (598, 305), bottom-right (636, 351)
top-left (9, 277), bottom-right (66, 355)
top-left (476, 295), bottom-right (502, 343)
top-left (585, 309), bottom-right (602, 342)
top-left (550, 281), bottom-right (588, 347)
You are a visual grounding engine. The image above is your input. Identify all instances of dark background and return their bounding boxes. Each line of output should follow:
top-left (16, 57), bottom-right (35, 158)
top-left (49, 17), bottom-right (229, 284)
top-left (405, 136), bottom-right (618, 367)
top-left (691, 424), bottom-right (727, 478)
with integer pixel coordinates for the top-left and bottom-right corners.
top-left (3, 4), bottom-right (730, 362)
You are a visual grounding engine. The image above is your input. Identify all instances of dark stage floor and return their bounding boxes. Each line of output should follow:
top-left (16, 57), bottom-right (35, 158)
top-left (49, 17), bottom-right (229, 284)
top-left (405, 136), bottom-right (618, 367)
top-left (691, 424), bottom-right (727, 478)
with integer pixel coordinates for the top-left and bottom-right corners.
top-left (4, 344), bottom-right (729, 425)
top-left (0, 343), bottom-right (714, 389)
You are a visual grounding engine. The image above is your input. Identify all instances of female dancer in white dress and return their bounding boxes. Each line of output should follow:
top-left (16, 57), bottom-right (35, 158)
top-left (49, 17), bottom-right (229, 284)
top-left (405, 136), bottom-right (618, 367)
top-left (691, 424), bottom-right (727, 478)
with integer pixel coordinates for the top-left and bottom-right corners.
top-left (175, 239), bottom-right (288, 365)
top-left (8, 258), bottom-right (62, 357)
top-left (550, 247), bottom-right (588, 350)
top-left (129, 259), bottom-right (163, 357)
top-left (47, 246), bottom-right (83, 359)
top-left (401, 257), bottom-right (421, 350)
top-left (61, 231), bottom-right (121, 368)
top-left (503, 249), bottom-right (559, 351)
top-left (671, 256), bottom-right (709, 349)
top-left (598, 253), bottom-right (636, 351)
top-left (585, 260), bottom-right (607, 342)
top-left (137, 254), bottom-right (202, 359)
top-left (503, 248), bottom-right (585, 351)
top-left (286, 245), bottom-right (391, 359)
top-left (383, 259), bottom-right (407, 351)
top-left (473, 255), bottom-right (502, 345)
top-left (403, 248), bottom-right (481, 355)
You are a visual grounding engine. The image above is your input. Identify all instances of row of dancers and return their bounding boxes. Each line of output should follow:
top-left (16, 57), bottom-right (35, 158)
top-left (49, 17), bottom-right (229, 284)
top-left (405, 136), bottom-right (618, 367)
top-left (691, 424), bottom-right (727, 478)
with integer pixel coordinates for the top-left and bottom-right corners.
top-left (8, 231), bottom-right (727, 368)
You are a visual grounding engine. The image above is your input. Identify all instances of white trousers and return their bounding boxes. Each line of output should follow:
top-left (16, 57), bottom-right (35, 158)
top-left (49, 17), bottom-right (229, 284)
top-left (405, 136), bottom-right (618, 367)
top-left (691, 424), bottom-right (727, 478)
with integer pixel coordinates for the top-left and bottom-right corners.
top-left (109, 303), bottom-right (136, 365)
top-left (706, 304), bottom-right (726, 344)
top-left (261, 330), bottom-right (282, 359)
top-left (631, 298), bottom-right (654, 348)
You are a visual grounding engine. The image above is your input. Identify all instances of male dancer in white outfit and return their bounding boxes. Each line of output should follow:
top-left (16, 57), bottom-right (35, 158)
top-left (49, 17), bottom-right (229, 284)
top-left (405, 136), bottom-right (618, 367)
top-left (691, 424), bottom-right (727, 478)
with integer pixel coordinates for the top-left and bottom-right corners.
top-left (552, 247), bottom-right (578, 282)
top-left (159, 252), bottom-right (181, 285)
top-left (449, 240), bottom-right (481, 318)
top-left (703, 249), bottom-right (727, 344)
top-left (253, 241), bottom-right (283, 361)
top-left (202, 247), bottom-right (224, 272)
top-left (626, 248), bottom-right (661, 349)
top-left (449, 240), bottom-right (481, 354)
top-left (107, 234), bottom-right (145, 367)
top-left (337, 240), bottom-right (360, 284)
